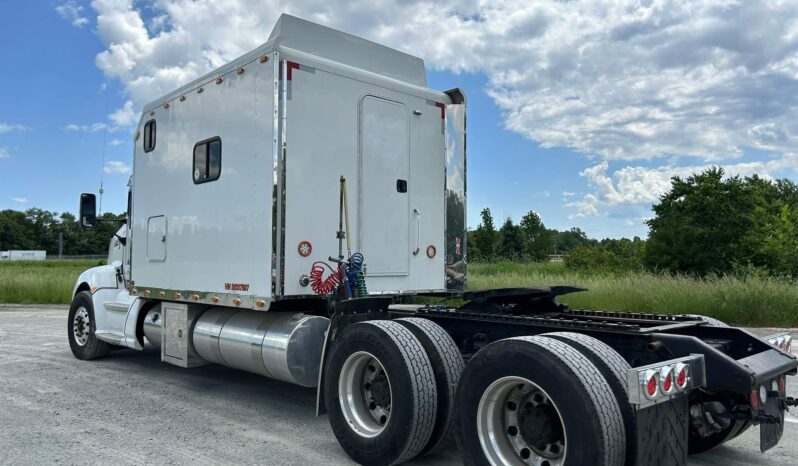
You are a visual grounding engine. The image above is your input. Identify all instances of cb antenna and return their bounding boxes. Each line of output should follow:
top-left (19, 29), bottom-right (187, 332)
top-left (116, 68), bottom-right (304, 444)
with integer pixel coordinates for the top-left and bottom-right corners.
top-left (98, 84), bottom-right (109, 214)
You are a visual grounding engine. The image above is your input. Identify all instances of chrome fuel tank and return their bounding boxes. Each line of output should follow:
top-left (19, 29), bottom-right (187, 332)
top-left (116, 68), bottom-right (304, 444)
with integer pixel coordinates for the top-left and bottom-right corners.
top-left (192, 309), bottom-right (329, 387)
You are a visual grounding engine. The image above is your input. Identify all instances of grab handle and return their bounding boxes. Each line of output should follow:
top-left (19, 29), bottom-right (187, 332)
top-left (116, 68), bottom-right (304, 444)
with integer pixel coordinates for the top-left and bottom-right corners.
top-left (412, 208), bottom-right (421, 256)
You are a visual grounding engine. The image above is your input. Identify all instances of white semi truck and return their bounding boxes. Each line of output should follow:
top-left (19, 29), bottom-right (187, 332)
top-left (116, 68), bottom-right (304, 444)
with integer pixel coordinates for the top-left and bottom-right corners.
top-left (71, 15), bottom-right (795, 466)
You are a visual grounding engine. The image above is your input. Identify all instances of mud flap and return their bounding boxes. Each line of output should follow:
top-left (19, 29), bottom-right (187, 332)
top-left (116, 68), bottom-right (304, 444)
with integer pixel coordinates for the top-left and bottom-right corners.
top-left (760, 395), bottom-right (784, 452)
top-left (635, 395), bottom-right (689, 466)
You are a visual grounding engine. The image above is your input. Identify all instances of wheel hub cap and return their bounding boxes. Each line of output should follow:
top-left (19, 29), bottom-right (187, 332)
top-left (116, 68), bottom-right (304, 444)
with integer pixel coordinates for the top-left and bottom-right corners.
top-left (477, 376), bottom-right (567, 465)
top-left (72, 307), bottom-right (90, 347)
top-left (338, 351), bottom-right (392, 438)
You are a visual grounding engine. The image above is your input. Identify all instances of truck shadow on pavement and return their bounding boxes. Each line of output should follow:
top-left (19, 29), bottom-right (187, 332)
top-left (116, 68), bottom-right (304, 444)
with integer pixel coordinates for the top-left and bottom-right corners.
top-left (101, 345), bottom-right (460, 465)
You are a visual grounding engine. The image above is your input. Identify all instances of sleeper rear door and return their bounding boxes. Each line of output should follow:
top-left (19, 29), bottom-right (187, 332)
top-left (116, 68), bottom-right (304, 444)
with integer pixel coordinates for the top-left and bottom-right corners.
top-left (359, 96), bottom-right (410, 276)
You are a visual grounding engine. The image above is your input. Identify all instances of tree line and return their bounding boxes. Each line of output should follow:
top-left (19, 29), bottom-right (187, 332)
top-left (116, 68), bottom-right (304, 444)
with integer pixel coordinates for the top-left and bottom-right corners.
top-left (0, 208), bottom-right (124, 256)
top-left (2, 167), bottom-right (795, 276)
top-left (471, 168), bottom-right (798, 277)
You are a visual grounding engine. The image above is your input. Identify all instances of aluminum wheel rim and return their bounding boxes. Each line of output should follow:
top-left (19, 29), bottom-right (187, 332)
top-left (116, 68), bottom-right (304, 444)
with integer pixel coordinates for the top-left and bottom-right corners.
top-left (477, 376), bottom-right (567, 466)
top-left (73, 306), bottom-right (91, 347)
top-left (338, 351), bottom-right (392, 438)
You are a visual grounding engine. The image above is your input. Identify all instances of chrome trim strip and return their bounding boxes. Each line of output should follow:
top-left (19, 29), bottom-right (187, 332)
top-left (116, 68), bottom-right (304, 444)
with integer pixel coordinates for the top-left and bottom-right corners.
top-left (277, 58), bottom-right (288, 296)
top-left (130, 287), bottom-right (271, 311)
top-left (444, 101), bottom-right (467, 291)
top-left (272, 51), bottom-right (280, 296)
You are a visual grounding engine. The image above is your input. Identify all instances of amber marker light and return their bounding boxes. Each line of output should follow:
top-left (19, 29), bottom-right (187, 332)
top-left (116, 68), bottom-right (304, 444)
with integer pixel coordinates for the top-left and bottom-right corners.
top-left (143, 290), bottom-right (151, 297)
top-left (190, 294), bottom-right (199, 301)
top-left (197, 87), bottom-right (204, 94)
top-left (175, 292), bottom-right (182, 299)
top-left (149, 110), bottom-right (155, 116)
top-left (163, 103), bottom-right (170, 109)
top-left (216, 77), bottom-right (223, 84)
top-left (256, 300), bottom-right (266, 307)
top-left (132, 288), bottom-right (138, 294)
top-left (179, 95), bottom-right (186, 102)
top-left (236, 67), bottom-right (245, 75)
top-left (210, 296), bottom-right (219, 304)
top-left (159, 291), bottom-right (166, 297)
top-left (260, 55), bottom-right (269, 63)
top-left (232, 298), bottom-right (241, 305)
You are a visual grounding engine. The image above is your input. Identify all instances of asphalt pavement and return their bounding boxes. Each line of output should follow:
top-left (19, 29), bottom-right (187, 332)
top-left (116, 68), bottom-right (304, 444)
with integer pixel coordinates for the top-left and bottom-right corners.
top-left (0, 305), bottom-right (795, 465)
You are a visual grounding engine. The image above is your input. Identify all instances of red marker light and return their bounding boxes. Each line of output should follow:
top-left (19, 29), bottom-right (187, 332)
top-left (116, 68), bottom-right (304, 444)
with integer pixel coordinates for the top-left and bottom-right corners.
top-left (643, 369), bottom-right (658, 399)
top-left (674, 362), bottom-right (688, 390)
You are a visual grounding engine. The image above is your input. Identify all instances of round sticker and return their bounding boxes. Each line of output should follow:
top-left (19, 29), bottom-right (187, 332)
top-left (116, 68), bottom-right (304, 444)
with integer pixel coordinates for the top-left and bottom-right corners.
top-left (298, 240), bottom-right (312, 257)
top-left (194, 168), bottom-right (201, 181)
top-left (426, 245), bottom-right (437, 259)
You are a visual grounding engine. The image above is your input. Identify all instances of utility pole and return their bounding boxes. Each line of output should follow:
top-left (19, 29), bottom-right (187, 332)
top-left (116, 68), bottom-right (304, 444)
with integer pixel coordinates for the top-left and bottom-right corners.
top-left (58, 231), bottom-right (63, 259)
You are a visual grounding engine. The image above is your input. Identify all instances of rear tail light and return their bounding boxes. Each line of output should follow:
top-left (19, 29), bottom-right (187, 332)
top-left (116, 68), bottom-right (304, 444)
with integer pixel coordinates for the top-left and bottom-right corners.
top-left (765, 332), bottom-right (792, 353)
top-left (751, 389), bottom-right (760, 410)
top-left (778, 375), bottom-right (786, 396)
top-left (674, 362), bottom-right (689, 390)
top-left (659, 366), bottom-right (674, 394)
top-left (643, 370), bottom-right (658, 399)
top-left (628, 354), bottom-right (705, 408)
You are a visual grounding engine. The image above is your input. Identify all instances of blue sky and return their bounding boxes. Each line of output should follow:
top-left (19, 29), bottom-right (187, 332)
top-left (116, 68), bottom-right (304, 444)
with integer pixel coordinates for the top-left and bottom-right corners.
top-left (1, 1), bottom-right (796, 240)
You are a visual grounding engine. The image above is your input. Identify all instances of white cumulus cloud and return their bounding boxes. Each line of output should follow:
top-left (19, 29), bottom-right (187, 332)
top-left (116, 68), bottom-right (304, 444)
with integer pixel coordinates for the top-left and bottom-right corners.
top-left (87, 0), bottom-right (798, 166)
top-left (0, 123), bottom-right (31, 134)
top-left (109, 100), bottom-right (138, 127)
top-left (56, 1), bottom-right (90, 28)
top-left (0, 148), bottom-right (9, 159)
top-left (65, 122), bottom-right (108, 133)
top-left (11, 197), bottom-right (28, 204)
top-left (103, 160), bottom-right (131, 174)
top-left (567, 153), bottom-right (798, 217)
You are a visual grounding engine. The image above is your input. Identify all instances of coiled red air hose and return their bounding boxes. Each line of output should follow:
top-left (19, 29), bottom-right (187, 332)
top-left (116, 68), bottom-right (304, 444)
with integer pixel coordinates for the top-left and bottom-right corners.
top-left (309, 261), bottom-right (342, 295)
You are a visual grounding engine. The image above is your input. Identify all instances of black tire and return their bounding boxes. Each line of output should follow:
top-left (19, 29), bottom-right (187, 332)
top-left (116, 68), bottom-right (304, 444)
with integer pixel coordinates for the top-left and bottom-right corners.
top-left (396, 317), bottom-right (464, 455)
top-left (324, 320), bottom-right (436, 465)
top-left (68, 291), bottom-right (111, 360)
top-left (543, 332), bottom-right (637, 466)
top-left (456, 335), bottom-right (625, 466)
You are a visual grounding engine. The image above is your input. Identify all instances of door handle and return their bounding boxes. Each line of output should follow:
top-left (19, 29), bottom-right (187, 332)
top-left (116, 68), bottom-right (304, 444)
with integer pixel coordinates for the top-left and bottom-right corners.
top-left (412, 208), bottom-right (421, 256)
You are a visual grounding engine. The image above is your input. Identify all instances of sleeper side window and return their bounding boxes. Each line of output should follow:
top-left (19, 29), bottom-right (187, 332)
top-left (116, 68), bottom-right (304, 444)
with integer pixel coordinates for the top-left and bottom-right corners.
top-left (193, 137), bottom-right (222, 184)
top-left (143, 119), bottom-right (156, 153)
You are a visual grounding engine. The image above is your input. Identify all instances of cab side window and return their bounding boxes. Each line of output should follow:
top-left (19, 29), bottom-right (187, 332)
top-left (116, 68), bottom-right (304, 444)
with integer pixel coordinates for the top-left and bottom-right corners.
top-left (143, 119), bottom-right (156, 153)
top-left (193, 137), bottom-right (221, 184)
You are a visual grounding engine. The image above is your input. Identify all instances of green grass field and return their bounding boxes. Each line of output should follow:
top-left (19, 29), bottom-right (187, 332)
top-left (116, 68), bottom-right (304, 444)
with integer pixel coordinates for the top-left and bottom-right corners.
top-left (1, 260), bottom-right (795, 326)
top-left (0, 260), bottom-right (103, 305)
top-left (469, 262), bottom-right (798, 327)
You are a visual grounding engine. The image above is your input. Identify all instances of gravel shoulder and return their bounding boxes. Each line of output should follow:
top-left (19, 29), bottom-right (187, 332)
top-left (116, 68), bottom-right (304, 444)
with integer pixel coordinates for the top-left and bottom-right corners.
top-left (0, 306), bottom-right (795, 465)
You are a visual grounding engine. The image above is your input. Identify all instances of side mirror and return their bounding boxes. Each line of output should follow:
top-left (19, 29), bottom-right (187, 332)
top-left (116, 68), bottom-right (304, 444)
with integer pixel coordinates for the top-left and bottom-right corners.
top-left (79, 193), bottom-right (97, 228)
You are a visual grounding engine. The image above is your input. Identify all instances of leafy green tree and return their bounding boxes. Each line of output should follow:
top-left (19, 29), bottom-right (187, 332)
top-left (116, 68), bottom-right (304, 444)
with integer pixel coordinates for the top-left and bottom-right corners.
top-left (552, 227), bottom-right (595, 253)
top-left (645, 167), bottom-right (797, 276)
top-left (519, 211), bottom-right (554, 261)
top-left (497, 218), bottom-right (524, 260)
top-left (565, 237), bottom-right (646, 272)
top-left (0, 208), bottom-right (124, 256)
top-left (471, 208), bottom-right (498, 260)
top-left (0, 209), bottom-right (35, 250)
